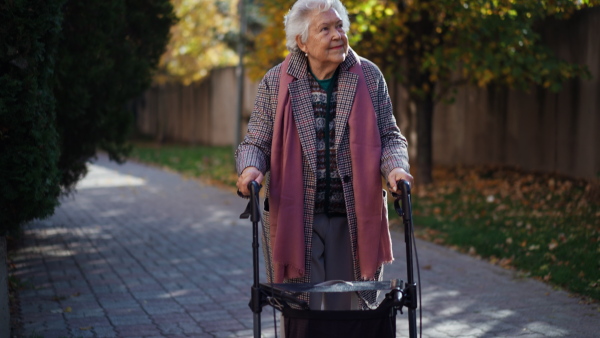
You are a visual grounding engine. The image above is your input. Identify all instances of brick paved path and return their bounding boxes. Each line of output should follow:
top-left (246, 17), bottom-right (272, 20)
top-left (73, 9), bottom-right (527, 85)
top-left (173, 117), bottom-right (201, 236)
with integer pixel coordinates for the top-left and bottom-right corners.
top-left (11, 154), bottom-right (598, 337)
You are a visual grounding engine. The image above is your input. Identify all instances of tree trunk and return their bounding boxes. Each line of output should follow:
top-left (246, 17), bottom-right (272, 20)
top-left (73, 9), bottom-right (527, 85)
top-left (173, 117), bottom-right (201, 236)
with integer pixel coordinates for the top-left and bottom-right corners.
top-left (416, 89), bottom-right (434, 184)
top-left (406, 3), bottom-right (436, 184)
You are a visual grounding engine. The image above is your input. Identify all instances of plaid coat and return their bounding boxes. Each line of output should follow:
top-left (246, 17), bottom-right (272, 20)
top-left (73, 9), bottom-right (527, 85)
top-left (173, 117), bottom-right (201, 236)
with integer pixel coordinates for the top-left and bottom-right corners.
top-left (236, 49), bottom-right (409, 307)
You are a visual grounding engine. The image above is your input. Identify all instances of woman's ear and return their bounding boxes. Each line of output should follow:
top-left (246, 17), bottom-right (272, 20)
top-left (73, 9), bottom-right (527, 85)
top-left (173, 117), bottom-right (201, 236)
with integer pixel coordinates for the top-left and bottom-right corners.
top-left (296, 35), bottom-right (307, 54)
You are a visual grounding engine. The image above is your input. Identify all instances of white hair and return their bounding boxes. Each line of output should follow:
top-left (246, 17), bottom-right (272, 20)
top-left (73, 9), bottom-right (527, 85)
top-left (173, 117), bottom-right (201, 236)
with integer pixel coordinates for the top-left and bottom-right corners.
top-left (284, 0), bottom-right (350, 53)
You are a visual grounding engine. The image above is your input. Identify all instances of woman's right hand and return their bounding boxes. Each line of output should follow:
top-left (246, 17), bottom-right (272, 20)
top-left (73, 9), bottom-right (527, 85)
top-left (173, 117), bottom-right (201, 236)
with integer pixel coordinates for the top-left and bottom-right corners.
top-left (237, 166), bottom-right (264, 197)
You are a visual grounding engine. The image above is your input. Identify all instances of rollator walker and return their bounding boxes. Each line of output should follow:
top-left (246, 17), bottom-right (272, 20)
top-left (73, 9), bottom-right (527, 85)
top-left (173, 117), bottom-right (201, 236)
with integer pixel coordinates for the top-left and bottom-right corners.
top-left (240, 180), bottom-right (420, 338)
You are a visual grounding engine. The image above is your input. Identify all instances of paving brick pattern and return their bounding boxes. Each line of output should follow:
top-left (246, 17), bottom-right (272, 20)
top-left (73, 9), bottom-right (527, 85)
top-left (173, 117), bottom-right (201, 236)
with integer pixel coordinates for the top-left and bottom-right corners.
top-left (11, 154), bottom-right (598, 337)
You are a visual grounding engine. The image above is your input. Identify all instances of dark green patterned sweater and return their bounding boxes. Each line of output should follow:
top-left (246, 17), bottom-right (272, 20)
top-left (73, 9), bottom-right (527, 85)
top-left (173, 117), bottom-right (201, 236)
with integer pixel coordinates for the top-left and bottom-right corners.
top-left (309, 69), bottom-right (346, 215)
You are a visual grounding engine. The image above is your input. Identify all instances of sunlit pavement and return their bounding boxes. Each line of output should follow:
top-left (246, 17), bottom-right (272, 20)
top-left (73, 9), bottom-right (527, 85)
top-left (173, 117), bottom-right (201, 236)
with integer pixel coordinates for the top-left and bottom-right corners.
top-left (11, 153), bottom-right (598, 337)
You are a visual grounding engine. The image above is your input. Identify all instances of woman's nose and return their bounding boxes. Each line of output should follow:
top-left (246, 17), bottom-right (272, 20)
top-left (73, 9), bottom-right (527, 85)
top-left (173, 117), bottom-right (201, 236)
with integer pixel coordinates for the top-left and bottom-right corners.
top-left (332, 29), bottom-right (341, 40)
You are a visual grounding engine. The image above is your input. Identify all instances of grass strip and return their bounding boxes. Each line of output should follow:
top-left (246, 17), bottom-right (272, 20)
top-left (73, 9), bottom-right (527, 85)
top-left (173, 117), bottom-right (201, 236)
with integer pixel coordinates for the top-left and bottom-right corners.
top-left (129, 142), bottom-right (238, 190)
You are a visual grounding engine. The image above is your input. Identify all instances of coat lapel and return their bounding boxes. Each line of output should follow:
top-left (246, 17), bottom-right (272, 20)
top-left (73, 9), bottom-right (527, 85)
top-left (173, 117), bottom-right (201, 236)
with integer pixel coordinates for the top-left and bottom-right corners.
top-left (288, 79), bottom-right (318, 174)
top-left (334, 50), bottom-right (360, 150)
top-left (285, 53), bottom-right (317, 173)
top-left (334, 70), bottom-right (358, 149)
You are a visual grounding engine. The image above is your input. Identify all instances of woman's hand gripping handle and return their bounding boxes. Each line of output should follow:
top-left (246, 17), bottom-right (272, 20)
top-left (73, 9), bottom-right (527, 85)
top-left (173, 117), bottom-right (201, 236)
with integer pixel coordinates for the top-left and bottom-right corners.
top-left (387, 167), bottom-right (413, 194)
top-left (237, 166), bottom-right (264, 198)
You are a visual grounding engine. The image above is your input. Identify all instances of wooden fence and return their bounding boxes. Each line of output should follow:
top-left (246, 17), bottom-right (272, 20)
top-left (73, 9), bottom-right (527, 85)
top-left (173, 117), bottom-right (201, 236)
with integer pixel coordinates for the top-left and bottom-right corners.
top-left (135, 7), bottom-right (599, 179)
top-left (428, 7), bottom-right (599, 179)
top-left (135, 67), bottom-right (258, 146)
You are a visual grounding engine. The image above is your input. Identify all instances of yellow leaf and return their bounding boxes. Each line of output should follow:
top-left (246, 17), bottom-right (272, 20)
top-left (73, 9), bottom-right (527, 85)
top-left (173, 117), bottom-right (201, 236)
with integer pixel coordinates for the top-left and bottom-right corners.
top-left (64, 306), bottom-right (72, 313)
top-left (499, 258), bottom-right (513, 268)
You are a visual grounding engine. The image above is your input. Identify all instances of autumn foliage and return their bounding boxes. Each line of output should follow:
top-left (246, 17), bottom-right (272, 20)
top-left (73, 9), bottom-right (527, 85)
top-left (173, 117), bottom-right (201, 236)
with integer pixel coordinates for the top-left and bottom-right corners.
top-left (157, 0), bottom-right (239, 84)
top-left (248, 0), bottom-right (597, 89)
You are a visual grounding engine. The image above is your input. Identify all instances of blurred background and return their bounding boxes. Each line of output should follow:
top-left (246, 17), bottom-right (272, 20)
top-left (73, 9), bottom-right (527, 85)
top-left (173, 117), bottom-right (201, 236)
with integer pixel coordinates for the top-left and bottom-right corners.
top-left (136, 0), bottom-right (600, 184)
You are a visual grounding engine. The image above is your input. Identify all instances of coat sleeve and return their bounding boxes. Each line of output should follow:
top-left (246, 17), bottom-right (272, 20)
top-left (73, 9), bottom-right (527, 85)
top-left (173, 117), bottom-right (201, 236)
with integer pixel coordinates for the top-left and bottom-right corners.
top-left (235, 65), bottom-right (281, 175)
top-left (362, 60), bottom-right (410, 178)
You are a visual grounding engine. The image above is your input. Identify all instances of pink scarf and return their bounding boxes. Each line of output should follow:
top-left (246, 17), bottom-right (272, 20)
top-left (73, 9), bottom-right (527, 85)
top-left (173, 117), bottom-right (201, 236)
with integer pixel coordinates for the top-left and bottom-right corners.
top-left (269, 52), bottom-right (393, 283)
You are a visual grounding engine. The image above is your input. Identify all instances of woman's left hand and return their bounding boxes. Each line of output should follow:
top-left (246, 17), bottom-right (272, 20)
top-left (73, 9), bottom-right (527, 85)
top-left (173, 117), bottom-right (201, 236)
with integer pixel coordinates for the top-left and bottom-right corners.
top-left (387, 168), bottom-right (414, 192)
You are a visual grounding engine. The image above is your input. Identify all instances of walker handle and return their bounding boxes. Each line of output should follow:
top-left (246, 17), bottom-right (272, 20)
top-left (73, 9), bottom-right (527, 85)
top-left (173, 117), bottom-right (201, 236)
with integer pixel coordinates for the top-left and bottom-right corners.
top-left (239, 181), bottom-right (261, 222)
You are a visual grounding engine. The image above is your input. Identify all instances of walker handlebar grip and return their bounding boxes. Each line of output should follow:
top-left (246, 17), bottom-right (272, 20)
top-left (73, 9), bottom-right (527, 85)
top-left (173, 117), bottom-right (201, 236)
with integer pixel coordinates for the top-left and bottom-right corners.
top-left (247, 181), bottom-right (261, 223)
top-left (397, 179), bottom-right (411, 196)
top-left (393, 179), bottom-right (412, 218)
top-left (248, 180), bottom-right (261, 197)
top-left (239, 181), bottom-right (262, 221)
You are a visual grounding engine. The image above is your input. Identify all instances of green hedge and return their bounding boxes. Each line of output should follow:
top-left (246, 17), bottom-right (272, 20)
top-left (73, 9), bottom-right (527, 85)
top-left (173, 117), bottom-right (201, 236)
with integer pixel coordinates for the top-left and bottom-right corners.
top-left (0, 0), bottom-right (176, 233)
top-left (0, 0), bottom-right (65, 235)
top-left (55, 0), bottom-right (176, 191)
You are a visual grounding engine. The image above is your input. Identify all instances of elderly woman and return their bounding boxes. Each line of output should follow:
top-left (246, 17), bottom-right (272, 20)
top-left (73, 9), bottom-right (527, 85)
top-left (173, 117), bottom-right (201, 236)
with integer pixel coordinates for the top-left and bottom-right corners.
top-left (236, 0), bottom-right (412, 311)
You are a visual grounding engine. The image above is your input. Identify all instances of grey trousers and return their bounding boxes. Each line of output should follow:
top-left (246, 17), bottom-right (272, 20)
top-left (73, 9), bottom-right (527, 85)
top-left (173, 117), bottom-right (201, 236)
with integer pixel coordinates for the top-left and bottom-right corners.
top-left (308, 213), bottom-right (359, 310)
top-left (279, 214), bottom-right (359, 337)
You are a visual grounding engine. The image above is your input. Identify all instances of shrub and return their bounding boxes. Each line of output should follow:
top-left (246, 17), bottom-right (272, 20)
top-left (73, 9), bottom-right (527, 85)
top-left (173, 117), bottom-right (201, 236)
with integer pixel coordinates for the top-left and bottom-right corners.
top-left (54, 0), bottom-right (176, 191)
top-left (0, 0), bottom-right (175, 233)
top-left (0, 0), bottom-right (65, 235)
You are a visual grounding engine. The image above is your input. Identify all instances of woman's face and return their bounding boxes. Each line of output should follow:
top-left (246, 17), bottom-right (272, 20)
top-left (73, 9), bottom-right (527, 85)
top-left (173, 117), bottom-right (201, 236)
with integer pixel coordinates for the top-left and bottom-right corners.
top-left (297, 8), bottom-right (348, 71)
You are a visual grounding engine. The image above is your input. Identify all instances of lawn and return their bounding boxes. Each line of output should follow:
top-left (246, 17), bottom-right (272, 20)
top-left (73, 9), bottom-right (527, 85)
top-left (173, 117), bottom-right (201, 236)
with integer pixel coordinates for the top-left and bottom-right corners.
top-left (406, 166), bottom-right (599, 302)
top-left (129, 143), bottom-right (600, 302)
top-left (129, 142), bottom-right (238, 190)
